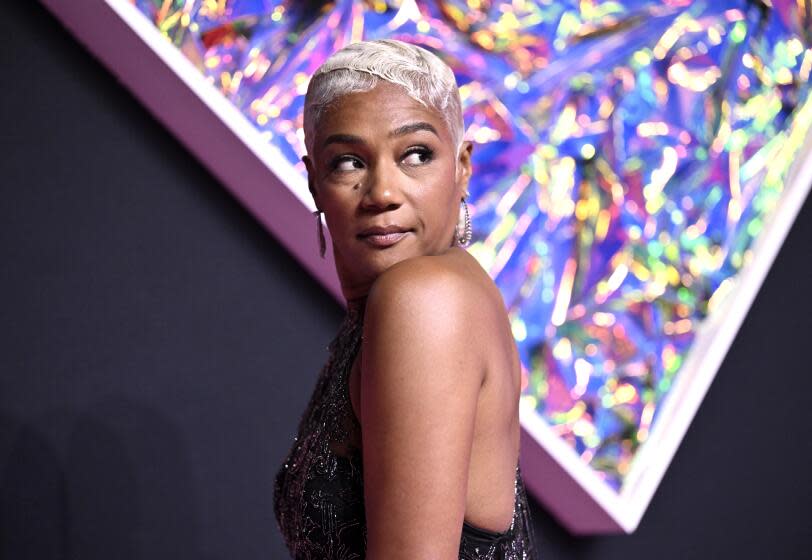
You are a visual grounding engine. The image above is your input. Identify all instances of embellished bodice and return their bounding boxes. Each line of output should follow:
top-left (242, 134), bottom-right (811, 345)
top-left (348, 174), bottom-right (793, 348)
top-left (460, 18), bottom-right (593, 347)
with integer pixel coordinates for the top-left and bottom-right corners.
top-left (273, 303), bottom-right (538, 559)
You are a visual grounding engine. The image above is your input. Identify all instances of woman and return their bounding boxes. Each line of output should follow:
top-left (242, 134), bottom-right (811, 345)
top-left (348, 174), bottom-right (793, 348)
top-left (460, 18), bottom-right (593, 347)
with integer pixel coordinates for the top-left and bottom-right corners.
top-left (274, 39), bottom-right (537, 559)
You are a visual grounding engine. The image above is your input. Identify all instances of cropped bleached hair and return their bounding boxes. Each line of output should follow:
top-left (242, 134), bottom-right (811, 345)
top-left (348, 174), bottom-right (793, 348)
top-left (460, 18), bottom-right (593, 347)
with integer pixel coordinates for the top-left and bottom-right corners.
top-left (303, 39), bottom-right (464, 158)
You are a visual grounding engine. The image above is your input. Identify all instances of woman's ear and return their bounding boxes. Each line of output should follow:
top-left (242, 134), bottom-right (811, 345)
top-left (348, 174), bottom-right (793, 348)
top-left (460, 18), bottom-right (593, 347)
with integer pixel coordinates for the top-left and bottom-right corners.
top-left (456, 141), bottom-right (473, 198)
top-left (303, 155), bottom-right (320, 209)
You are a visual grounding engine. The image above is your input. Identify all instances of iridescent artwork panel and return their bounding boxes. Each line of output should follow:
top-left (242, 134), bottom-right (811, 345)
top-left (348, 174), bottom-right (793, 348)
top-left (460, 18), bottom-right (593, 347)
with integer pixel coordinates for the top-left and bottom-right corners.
top-left (53, 0), bottom-right (810, 532)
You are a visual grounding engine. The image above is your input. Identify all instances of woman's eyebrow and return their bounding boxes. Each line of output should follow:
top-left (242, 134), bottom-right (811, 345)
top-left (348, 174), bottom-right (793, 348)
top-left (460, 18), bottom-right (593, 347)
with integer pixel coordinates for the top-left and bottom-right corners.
top-left (388, 122), bottom-right (439, 138)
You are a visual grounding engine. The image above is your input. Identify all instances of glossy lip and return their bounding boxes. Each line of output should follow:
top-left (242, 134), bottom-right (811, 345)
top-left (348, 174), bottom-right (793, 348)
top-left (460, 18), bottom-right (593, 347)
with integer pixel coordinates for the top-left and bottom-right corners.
top-left (357, 225), bottom-right (412, 248)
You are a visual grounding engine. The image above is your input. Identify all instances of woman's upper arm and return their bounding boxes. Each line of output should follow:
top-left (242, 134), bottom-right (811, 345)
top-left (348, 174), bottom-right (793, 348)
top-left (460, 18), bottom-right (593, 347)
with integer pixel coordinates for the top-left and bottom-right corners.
top-left (360, 263), bottom-right (483, 559)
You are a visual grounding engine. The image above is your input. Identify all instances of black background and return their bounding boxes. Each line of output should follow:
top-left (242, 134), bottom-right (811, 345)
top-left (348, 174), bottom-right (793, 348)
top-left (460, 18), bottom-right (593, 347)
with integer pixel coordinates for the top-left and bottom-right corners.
top-left (1, 3), bottom-right (810, 558)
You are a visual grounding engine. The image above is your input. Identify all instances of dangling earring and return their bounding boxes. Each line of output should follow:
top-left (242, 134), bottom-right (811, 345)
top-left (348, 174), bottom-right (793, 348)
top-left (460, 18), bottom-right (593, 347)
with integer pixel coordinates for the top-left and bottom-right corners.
top-left (313, 210), bottom-right (326, 258)
top-left (455, 198), bottom-right (472, 247)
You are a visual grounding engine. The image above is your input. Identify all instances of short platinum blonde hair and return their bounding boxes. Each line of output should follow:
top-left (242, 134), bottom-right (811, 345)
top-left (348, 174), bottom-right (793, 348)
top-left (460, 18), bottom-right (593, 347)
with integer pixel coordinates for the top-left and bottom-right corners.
top-left (303, 39), bottom-right (464, 158)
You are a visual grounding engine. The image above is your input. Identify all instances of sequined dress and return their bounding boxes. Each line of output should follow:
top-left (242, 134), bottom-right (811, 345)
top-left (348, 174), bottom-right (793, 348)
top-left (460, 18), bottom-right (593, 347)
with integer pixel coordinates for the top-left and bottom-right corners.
top-left (273, 302), bottom-right (538, 559)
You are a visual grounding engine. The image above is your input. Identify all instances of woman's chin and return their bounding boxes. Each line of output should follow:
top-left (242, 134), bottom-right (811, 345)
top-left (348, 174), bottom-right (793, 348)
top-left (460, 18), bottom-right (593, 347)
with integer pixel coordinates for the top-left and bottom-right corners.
top-left (335, 235), bottom-right (425, 280)
top-left (362, 250), bottom-right (410, 273)
top-left (350, 247), bottom-right (416, 278)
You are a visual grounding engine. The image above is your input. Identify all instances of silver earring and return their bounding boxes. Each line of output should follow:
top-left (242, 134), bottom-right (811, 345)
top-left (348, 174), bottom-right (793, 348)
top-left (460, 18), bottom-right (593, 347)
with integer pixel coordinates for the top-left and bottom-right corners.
top-left (313, 210), bottom-right (326, 258)
top-left (455, 198), bottom-right (472, 247)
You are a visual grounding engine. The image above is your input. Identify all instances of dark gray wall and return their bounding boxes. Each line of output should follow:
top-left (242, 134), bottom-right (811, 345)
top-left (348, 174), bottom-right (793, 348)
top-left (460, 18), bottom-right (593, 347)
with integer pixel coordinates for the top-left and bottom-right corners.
top-left (2, 3), bottom-right (809, 559)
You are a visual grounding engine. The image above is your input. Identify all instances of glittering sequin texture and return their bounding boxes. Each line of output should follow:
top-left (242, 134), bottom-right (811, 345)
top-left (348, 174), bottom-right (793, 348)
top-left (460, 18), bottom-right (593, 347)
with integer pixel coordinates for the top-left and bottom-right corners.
top-left (273, 305), bottom-right (538, 559)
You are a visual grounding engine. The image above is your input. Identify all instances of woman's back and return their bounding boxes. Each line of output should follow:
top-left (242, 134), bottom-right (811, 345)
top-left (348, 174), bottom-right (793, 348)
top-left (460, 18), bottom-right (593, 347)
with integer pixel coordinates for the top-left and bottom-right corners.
top-left (353, 248), bottom-right (522, 535)
top-left (273, 250), bottom-right (537, 558)
top-left (452, 249), bottom-right (523, 534)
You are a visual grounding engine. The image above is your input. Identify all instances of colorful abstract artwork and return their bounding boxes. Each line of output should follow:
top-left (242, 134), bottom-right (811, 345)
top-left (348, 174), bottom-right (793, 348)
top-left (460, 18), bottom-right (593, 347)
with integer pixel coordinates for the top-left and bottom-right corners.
top-left (47, 0), bottom-right (812, 532)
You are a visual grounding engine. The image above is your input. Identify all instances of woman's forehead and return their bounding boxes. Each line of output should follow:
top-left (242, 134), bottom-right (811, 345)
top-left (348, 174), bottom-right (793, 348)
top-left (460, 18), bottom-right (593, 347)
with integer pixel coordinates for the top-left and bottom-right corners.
top-left (316, 82), bottom-right (451, 142)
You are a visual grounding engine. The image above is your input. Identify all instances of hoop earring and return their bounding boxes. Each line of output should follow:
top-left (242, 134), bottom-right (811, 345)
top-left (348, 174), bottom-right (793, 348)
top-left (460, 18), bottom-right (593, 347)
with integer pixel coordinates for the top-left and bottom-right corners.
top-left (313, 210), bottom-right (326, 258)
top-left (455, 198), bottom-right (472, 247)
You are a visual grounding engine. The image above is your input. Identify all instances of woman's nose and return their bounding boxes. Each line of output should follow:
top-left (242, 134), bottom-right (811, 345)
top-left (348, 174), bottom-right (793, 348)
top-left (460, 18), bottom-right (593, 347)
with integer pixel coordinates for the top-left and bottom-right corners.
top-left (361, 163), bottom-right (404, 210)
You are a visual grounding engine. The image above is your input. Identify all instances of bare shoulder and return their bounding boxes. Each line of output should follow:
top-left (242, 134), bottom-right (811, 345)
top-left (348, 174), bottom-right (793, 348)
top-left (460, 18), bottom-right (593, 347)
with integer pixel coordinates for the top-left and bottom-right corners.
top-left (365, 248), bottom-right (497, 329)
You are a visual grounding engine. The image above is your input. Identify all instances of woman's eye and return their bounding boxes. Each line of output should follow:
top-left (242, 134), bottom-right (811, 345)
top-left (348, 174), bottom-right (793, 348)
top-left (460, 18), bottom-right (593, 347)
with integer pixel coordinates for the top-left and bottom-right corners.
top-left (402, 148), bottom-right (433, 166)
top-left (334, 157), bottom-right (363, 172)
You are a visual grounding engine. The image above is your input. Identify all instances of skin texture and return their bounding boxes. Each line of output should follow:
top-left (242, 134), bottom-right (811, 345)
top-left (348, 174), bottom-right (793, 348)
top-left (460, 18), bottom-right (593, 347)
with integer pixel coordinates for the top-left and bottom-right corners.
top-left (304, 82), bottom-right (521, 559)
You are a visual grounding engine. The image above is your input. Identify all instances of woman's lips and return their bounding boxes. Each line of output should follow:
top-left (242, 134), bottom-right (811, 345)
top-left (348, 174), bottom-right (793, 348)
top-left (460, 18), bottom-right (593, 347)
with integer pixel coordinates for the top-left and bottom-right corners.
top-left (358, 231), bottom-right (410, 248)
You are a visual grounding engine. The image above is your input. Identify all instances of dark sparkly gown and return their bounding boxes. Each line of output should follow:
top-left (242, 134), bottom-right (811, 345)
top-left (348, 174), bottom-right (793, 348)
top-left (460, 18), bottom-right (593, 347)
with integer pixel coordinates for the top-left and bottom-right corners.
top-left (273, 301), bottom-right (538, 559)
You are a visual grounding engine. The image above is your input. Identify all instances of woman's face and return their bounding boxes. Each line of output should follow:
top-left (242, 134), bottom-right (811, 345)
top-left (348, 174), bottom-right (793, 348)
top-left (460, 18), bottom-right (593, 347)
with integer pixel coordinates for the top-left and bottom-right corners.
top-left (304, 81), bottom-right (472, 299)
